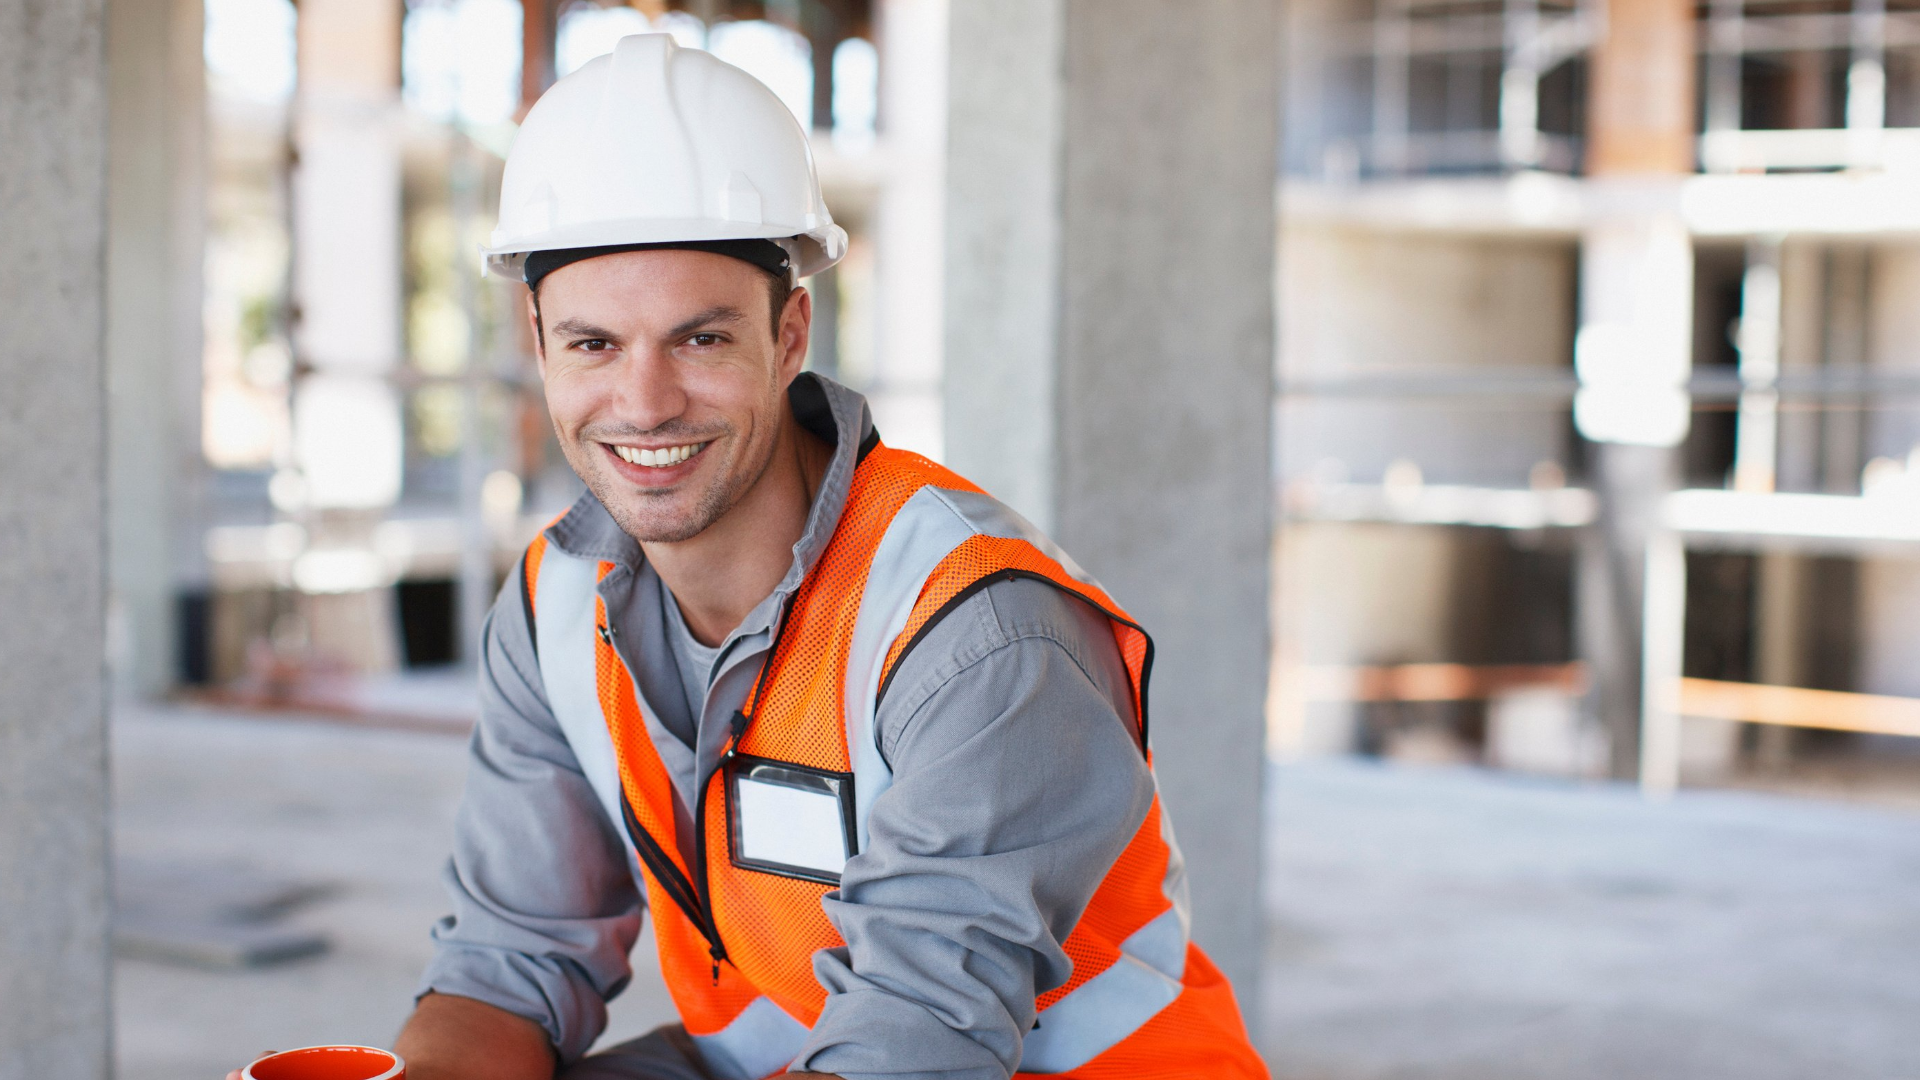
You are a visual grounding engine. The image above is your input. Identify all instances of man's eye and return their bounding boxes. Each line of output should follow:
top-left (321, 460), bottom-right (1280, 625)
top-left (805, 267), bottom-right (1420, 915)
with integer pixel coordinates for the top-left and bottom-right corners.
top-left (689, 333), bottom-right (722, 347)
top-left (574, 339), bottom-right (611, 352)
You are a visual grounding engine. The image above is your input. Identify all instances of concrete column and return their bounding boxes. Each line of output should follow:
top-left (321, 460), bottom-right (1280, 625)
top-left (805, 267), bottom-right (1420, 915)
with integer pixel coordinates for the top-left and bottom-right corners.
top-left (292, 0), bottom-right (405, 513)
top-left (869, 0), bottom-right (947, 458)
top-left (946, 0), bottom-right (1279, 1004)
top-left (106, 0), bottom-right (206, 700)
top-left (1577, 0), bottom-right (1697, 785)
top-left (0, 0), bottom-right (112, 1074)
top-left (1586, 0), bottom-right (1696, 175)
top-left (519, 0), bottom-right (557, 116)
top-left (288, 0), bottom-right (407, 674)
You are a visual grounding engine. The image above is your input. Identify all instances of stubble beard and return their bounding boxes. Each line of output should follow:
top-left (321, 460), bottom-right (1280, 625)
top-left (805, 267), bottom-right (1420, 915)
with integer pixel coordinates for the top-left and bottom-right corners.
top-left (571, 420), bottom-right (776, 544)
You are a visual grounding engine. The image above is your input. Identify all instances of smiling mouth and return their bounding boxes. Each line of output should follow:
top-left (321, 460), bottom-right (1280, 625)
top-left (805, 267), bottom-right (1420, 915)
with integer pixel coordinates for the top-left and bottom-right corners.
top-left (606, 440), bottom-right (710, 468)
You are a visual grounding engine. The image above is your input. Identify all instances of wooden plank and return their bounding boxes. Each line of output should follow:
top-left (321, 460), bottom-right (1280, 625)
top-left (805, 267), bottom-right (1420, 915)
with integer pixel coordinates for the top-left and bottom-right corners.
top-left (1678, 678), bottom-right (1920, 739)
top-left (1300, 663), bottom-right (1589, 703)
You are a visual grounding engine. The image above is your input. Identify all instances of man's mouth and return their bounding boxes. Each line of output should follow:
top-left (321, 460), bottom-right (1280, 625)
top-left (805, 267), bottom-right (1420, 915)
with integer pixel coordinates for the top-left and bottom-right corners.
top-left (604, 440), bottom-right (710, 468)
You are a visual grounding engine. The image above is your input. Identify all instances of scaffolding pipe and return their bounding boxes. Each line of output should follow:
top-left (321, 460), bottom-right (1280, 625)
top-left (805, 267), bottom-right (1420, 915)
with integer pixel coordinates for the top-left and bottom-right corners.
top-left (1371, 0), bottom-right (1412, 174)
top-left (1500, 0), bottom-right (1543, 168)
top-left (1639, 529), bottom-right (1687, 798)
top-left (453, 129), bottom-right (493, 667)
top-left (1733, 237), bottom-right (1783, 493)
top-left (1704, 0), bottom-right (1742, 170)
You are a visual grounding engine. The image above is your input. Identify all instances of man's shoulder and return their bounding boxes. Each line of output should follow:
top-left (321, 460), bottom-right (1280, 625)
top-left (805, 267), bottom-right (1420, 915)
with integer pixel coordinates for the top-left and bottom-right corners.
top-left (885, 574), bottom-right (1126, 710)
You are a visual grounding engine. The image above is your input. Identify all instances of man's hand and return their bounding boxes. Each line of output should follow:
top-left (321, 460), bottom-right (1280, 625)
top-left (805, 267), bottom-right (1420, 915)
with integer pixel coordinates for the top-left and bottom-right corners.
top-left (392, 992), bottom-right (556, 1080)
top-left (223, 996), bottom-right (550, 1080)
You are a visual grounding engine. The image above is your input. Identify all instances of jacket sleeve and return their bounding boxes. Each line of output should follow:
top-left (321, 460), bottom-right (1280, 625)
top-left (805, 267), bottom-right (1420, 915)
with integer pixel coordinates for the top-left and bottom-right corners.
top-left (414, 556), bottom-right (645, 1065)
top-left (791, 577), bottom-right (1156, 1080)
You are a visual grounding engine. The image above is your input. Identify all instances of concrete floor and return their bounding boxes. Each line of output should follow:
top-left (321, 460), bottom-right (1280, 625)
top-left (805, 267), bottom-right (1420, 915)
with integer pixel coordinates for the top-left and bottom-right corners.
top-left (114, 705), bottom-right (1920, 1079)
top-left (112, 705), bottom-right (677, 1080)
top-left (1262, 760), bottom-right (1920, 1080)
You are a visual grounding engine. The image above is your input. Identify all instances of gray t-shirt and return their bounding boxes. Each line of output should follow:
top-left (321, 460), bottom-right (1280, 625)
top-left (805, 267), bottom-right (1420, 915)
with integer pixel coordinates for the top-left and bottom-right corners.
top-left (658, 587), bottom-right (721, 752)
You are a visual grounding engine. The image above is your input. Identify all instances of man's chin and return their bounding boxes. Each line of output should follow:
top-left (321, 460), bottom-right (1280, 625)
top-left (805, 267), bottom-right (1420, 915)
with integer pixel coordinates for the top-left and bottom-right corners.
top-left (602, 495), bottom-right (714, 544)
top-left (584, 475), bottom-right (729, 544)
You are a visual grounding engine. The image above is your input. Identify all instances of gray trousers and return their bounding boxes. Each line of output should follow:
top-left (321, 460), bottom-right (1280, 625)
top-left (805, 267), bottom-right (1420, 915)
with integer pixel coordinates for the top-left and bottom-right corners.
top-left (558, 1025), bottom-right (715, 1080)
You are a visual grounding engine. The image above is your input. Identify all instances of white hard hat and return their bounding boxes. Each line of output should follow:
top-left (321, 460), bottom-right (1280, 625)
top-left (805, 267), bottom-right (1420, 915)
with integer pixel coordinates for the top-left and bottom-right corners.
top-left (484, 33), bottom-right (848, 282)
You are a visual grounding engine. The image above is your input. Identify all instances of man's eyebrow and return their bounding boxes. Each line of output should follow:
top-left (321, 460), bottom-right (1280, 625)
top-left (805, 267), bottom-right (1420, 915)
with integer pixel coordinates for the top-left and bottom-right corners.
top-left (549, 317), bottom-right (621, 339)
top-left (664, 305), bottom-right (747, 341)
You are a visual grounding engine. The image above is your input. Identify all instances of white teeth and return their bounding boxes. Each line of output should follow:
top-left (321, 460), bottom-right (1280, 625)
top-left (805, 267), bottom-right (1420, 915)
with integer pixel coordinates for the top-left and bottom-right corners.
top-left (611, 441), bottom-right (706, 468)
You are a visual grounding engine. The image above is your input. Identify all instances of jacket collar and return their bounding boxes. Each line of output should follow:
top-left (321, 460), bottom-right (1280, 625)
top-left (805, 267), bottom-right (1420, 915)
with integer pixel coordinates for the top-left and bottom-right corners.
top-left (545, 373), bottom-right (876, 598)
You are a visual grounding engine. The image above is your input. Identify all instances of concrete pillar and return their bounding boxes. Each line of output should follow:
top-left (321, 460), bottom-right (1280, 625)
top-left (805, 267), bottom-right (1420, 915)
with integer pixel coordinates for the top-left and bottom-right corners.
top-left (803, 0), bottom-right (845, 133)
top-left (289, 0), bottom-right (407, 674)
top-left (1586, 0), bottom-right (1696, 175)
top-left (1777, 240), bottom-right (1825, 493)
top-left (868, 0), bottom-right (947, 458)
top-left (1822, 246), bottom-right (1870, 491)
top-left (0, 0), bottom-right (112, 1074)
top-left (1578, 0), bottom-right (1696, 785)
top-left (519, 0), bottom-right (557, 116)
top-left (106, 0), bottom-right (206, 700)
top-left (292, 0), bottom-right (405, 514)
top-left (946, 0), bottom-right (1279, 1004)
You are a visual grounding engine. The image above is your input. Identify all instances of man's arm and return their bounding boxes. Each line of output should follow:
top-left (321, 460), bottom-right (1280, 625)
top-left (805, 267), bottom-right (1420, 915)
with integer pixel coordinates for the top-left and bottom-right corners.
top-left (395, 993), bottom-right (555, 1080)
top-left (412, 556), bottom-right (646, 1067)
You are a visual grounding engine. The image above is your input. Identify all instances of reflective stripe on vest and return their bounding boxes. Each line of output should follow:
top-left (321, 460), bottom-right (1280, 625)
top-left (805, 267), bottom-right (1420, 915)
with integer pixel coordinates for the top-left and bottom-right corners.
top-left (526, 446), bottom-right (1266, 1079)
top-left (530, 538), bottom-right (628, 839)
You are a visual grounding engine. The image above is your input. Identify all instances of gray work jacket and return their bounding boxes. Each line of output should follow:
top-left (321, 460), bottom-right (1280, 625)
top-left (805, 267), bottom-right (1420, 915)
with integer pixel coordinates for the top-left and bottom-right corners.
top-left (418, 375), bottom-right (1155, 1080)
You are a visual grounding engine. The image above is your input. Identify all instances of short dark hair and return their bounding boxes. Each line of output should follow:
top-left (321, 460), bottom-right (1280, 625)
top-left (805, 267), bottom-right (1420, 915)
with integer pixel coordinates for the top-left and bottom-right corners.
top-left (532, 269), bottom-right (793, 346)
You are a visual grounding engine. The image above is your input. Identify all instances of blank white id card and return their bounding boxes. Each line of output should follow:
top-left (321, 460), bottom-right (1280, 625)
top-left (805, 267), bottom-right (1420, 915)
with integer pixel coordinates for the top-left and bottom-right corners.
top-left (726, 756), bottom-right (858, 884)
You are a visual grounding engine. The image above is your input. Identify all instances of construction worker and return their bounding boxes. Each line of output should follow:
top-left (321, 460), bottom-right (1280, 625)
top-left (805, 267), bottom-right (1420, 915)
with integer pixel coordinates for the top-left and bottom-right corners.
top-left (236, 34), bottom-right (1265, 1080)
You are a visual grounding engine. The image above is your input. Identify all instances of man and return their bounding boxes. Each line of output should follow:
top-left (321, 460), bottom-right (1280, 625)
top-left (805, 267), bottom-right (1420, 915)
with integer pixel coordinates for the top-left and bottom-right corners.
top-left (265, 34), bottom-right (1262, 1080)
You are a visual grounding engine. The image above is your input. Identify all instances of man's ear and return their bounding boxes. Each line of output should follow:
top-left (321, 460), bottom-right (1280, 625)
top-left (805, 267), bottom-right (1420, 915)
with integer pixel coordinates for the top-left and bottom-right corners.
top-left (526, 292), bottom-right (547, 374)
top-left (778, 285), bottom-right (812, 381)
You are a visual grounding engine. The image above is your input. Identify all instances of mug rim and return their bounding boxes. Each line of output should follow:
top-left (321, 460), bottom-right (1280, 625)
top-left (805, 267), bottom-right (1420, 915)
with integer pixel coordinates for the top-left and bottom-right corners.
top-left (241, 1044), bottom-right (404, 1080)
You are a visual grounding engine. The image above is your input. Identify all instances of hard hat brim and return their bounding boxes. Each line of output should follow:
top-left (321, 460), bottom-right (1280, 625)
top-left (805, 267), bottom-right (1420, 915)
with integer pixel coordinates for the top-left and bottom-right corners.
top-left (485, 219), bottom-right (847, 282)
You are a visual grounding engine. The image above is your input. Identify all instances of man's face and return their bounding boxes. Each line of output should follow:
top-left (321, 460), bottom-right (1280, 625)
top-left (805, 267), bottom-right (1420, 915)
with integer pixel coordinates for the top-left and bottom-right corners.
top-left (533, 249), bottom-right (807, 544)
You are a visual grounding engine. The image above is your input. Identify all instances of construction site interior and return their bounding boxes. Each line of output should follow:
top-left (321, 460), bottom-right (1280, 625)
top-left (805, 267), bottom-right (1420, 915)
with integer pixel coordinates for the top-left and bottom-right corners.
top-left (12, 0), bottom-right (1920, 1076)
top-left (170, 0), bottom-right (1920, 796)
top-left (1277, 0), bottom-right (1920, 796)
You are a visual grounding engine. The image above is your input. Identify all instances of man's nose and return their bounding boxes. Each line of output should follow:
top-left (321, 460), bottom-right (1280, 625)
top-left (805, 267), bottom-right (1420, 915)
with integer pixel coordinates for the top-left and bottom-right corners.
top-left (615, 346), bottom-right (689, 431)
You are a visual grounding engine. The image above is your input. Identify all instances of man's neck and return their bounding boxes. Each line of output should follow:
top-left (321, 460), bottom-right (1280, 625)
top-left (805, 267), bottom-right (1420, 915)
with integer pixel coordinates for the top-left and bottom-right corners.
top-left (643, 414), bottom-right (834, 647)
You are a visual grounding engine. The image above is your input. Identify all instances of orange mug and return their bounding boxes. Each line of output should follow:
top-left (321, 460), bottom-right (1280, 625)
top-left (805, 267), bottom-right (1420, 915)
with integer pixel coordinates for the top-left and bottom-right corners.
top-left (241, 1046), bottom-right (405, 1080)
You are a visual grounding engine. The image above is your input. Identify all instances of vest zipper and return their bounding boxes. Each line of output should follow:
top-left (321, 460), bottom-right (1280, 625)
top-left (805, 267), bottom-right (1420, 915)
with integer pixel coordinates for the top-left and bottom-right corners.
top-left (685, 595), bottom-right (795, 986)
top-left (606, 622), bottom-right (732, 978)
top-left (618, 796), bottom-right (723, 957)
top-left (615, 597), bottom-right (796, 987)
top-left (693, 751), bottom-right (729, 985)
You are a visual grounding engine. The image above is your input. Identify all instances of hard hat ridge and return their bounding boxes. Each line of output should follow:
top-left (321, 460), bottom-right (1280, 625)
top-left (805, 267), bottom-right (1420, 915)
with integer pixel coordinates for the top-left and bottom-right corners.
top-left (484, 33), bottom-right (848, 282)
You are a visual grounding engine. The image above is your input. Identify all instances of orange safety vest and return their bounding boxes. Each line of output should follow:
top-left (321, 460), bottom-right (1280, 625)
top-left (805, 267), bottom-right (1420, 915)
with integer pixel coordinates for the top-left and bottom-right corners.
top-left (523, 443), bottom-right (1266, 1079)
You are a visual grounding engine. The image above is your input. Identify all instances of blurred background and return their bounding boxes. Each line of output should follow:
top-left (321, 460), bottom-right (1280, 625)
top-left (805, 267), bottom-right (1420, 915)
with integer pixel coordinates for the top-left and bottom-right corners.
top-left (5, 0), bottom-right (1920, 1076)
